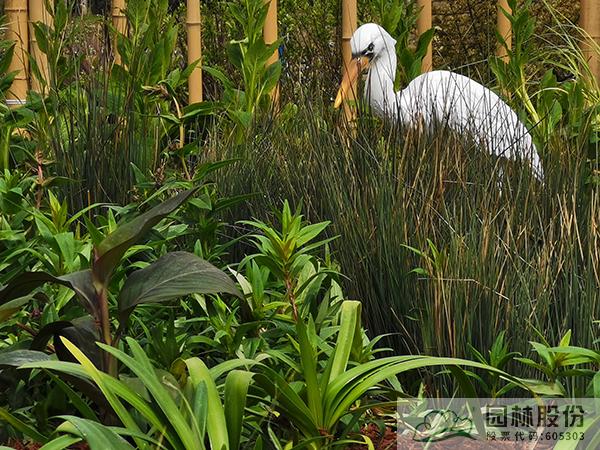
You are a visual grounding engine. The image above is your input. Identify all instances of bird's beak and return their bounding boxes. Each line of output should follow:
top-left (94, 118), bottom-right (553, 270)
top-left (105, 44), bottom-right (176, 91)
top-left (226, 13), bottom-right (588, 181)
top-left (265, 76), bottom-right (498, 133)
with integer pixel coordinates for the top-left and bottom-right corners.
top-left (334, 56), bottom-right (370, 109)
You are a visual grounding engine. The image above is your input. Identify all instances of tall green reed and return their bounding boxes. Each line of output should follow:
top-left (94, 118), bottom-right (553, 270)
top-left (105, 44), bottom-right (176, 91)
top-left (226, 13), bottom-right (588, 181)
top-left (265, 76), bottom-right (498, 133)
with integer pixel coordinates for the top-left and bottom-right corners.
top-left (203, 88), bottom-right (599, 373)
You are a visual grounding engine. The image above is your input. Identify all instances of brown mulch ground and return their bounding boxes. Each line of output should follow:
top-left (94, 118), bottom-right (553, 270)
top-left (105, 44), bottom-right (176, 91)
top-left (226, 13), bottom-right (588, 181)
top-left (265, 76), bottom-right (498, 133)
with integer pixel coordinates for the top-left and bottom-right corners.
top-left (7, 439), bottom-right (90, 450)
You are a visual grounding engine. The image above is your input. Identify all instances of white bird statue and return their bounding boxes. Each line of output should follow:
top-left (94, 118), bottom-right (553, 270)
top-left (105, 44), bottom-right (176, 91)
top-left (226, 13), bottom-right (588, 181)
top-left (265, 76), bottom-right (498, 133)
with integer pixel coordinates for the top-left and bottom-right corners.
top-left (334, 23), bottom-right (543, 181)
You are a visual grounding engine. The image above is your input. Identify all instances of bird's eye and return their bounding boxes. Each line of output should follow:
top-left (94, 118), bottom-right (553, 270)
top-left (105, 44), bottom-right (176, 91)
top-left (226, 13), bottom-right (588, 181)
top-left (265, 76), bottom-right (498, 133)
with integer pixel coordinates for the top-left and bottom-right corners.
top-left (367, 43), bottom-right (374, 52)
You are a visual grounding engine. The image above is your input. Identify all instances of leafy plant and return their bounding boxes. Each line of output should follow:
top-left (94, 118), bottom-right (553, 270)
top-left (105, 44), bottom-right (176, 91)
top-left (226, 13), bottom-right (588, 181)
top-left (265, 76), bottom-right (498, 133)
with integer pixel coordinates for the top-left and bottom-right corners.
top-left (0, 189), bottom-right (242, 375)
top-left (371, 0), bottom-right (434, 86)
top-left (255, 300), bottom-right (526, 448)
top-left (517, 330), bottom-right (600, 397)
top-left (205, 0), bottom-right (281, 131)
top-left (19, 336), bottom-right (258, 449)
top-left (239, 200), bottom-right (335, 321)
top-left (466, 331), bottom-right (520, 397)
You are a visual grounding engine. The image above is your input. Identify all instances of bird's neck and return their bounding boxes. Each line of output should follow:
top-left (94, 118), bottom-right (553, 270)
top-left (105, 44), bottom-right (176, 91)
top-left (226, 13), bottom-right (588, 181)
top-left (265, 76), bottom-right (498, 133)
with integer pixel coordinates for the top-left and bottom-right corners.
top-left (365, 51), bottom-right (398, 117)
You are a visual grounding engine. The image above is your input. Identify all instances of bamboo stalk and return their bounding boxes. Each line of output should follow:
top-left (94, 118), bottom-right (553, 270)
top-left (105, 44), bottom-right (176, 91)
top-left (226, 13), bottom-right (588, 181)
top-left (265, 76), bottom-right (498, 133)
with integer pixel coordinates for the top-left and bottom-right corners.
top-left (187, 0), bottom-right (203, 103)
top-left (263, 0), bottom-right (279, 106)
top-left (496, 0), bottom-right (512, 61)
top-left (112, 0), bottom-right (126, 64)
top-left (417, 0), bottom-right (432, 72)
top-left (580, 0), bottom-right (600, 84)
top-left (341, 0), bottom-right (357, 124)
top-left (29, 0), bottom-right (52, 92)
top-left (5, 0), bottom-right (29, 106)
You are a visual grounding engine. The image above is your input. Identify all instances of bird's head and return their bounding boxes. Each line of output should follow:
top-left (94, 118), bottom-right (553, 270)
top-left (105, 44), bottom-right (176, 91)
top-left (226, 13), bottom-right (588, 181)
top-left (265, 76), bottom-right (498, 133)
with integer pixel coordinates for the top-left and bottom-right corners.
top-left (335, 23), bottom-right (397, 109)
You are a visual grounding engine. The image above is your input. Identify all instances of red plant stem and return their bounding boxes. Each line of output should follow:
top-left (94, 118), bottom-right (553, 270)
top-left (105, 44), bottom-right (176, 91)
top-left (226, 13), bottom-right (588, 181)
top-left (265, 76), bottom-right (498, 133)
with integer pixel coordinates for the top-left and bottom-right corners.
top-left (97, 287), bottom-right (116, 375)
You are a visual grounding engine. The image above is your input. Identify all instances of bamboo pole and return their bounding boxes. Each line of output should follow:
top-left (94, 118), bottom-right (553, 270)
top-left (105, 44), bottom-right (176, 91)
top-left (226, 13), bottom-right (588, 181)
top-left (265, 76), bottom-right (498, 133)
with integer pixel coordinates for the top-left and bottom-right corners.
top-left (29, 0), bottom-right (52, 92)
top-left (112, 0), bottom-right (127, 64)
top-left (580, 0), bottom-right (600, 84)
top-left (496, 0), bottom-right (512, 61)
top-left (341, 0), bottom-right (357, 123)
top-left (417, 0), bottom-right (432, 72)
top-left (5, 0), bottom-right (29, 106)
top-left (263, 0), bottom-right (279, 106)
top-left (187, 0), bottom-right (203, 103)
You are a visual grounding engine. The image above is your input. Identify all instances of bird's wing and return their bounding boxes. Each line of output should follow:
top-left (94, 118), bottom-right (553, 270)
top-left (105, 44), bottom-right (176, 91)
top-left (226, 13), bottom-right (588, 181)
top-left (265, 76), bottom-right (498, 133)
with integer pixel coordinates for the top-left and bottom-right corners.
top-left (397, 71), bottom-right (543, 179)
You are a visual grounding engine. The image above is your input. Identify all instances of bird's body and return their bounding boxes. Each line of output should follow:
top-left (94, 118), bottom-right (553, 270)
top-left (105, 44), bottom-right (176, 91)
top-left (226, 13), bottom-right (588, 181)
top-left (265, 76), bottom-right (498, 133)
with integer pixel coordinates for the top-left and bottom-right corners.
top-left (336, 23), bottom-right (543, 180)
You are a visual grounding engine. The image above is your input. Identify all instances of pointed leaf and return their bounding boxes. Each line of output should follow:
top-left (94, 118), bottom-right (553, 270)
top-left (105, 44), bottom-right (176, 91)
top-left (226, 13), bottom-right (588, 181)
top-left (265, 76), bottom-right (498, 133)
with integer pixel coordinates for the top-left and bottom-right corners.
top-left (224, 370), bottom-right (254, 450)
top-left (0, 407), bottom-right (48, 443)
top-left (0, 270), bottom-right (96, 316)
top-left (328, 301), bottom-right (362, 383)
top-left (94, 188), bottom-right (198, 284)
top-left (56, 416), bottom-right (135, 450)
top-left (117, 251), bottom-right (242, 323)
top-left (185, 357), bottom-right (229, 450)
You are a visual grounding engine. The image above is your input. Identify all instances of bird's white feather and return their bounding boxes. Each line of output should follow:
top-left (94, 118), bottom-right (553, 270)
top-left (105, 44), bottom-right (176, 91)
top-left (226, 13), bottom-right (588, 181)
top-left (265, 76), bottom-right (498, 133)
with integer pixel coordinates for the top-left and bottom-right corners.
top-left (352, 23), bottom-right (543, 180)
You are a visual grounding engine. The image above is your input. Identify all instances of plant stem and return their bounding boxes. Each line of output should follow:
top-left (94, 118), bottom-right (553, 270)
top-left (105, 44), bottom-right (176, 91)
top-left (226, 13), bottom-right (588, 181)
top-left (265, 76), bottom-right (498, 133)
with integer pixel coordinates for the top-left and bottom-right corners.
top-left (97, 287), bottom-right (116, 375)
top-left (285, 275), bottom-right (298, 322)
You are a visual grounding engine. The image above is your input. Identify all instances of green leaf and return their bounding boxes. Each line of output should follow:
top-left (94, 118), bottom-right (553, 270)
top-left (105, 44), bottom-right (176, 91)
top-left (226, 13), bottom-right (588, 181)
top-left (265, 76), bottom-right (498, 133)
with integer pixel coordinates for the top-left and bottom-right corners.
top-left (58, 339), bottom-right (151, 450)
top-left (224, 370), bottom-right (254, 450)
top-left (295, 222), bottom-right (330, 247)
top-left (56, 416), bottom-right (135, 450)
top-left (117, 251), bottom-right (242, 323)
top-left (0, 349), bottom-right (50, 366)
top-left (296, 318), bottom-right (322, 427)
top-left (94, 188), bottom-right (198, 285)
top-left (0, 270), bottom-right (96, 316)
top-left (182, 101), bottom-right (221, 120)
top-left (20, 359), bottom-right (171, 449)
top-left (38, 435), bottom-right (82, 450)
top-left (0, 407), bottom-right (48, 443)
top-left (328, 301), bottom-right (362, 382)
top-left (0, 295), bottom-right (33, 321)
top-left (254, 367), bottom-right (318, 437)
top-left (185, 357), bottom-right (229, 450)
top-left (557, 329), bottom-right (572, 347)
top-left (100, 338), bottom-right (198, 449)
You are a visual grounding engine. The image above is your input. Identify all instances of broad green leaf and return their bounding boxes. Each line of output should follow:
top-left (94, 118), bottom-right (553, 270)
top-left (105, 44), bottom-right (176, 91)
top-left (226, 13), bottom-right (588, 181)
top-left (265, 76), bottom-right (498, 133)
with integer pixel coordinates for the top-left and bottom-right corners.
top-left (185, 357), bottom-right (229, 450)
top-left (546, 345), bottom-right (600, 364)
top-left (117, 251), bottom-right (242, 323)
top-left (19, 359), bottom-right (171, 448)
top-left (328, 301), bottom-right (362, 383)
top-left (94, 188), bottom-right (198, 284)
top-left (56, 416), bottom-right (134, 450)
top-left (224, 370), bottom-right (254, 450)
top-left (209, 358), bottom-right (259, 380)
top-left (324, 356), bottom-right (528, 429)
top-left (295, 222), bottom-right (330, 247)
top-left (296, 318), bottom-right (322, 427)
top-left (0, 349), bottom-right (50, 366)
top-left (191, 380), bottom-right (208, 448)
